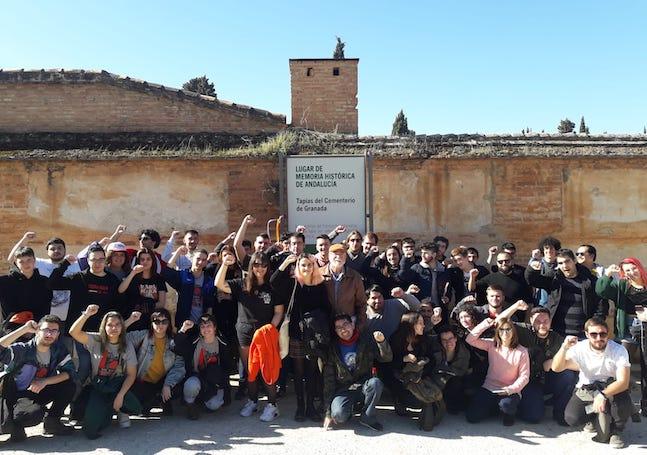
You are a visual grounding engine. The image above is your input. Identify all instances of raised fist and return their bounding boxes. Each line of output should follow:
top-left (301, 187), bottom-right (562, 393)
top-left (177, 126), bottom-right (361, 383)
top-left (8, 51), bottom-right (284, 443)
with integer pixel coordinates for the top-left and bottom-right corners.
top-left (65, 254), bottom-right (78, 264)
top-left (23, 231), bottom-right (36, 241)
top-left (84, 305), bottom-right (100, 317)
top-left (170, 230), bottom-right (182, 241)
top-left (180, 320), bottom-right (195, 333)
top-left (175, 246), bottom-right (189, 256)
top-left (373, 331), bottom-right (385, 343)
top-left (129, 311), bottom-right (142, 322)
top-left (23, 320), bottom-right (39, 334)
top-left (488, 245), bottom-right (498, 255)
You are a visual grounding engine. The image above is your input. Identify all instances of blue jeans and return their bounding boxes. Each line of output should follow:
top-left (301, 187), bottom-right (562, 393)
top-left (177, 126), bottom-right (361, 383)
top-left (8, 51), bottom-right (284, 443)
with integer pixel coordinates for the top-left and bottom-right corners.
top-left (518, 370), bottom-right (577, 423)
top-left (330, 377), bottom-right (383, 424)
top-left (466, 387), bottom-right (520, 423)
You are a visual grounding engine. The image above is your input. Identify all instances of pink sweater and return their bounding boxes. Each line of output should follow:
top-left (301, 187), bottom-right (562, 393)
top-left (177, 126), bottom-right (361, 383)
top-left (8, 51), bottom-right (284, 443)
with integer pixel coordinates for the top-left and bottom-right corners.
top-left (466, 320), bottom-right (530, 395)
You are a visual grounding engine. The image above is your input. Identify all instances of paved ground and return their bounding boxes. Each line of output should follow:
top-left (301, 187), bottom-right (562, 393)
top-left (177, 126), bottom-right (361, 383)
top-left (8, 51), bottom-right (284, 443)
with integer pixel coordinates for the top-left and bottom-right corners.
top-left (1, 388), bottom-right (646, 455)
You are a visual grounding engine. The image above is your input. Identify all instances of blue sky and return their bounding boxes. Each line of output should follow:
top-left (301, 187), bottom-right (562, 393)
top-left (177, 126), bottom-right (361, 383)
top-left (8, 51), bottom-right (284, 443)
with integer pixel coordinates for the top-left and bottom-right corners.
top-left (2, 1), bottom-right (645, 135)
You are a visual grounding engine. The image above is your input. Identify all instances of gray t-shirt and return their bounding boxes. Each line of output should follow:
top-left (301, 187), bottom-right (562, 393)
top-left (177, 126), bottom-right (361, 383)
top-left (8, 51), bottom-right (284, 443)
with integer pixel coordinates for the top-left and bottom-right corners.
top-left (85, 333), bottom-right (137, 379)
top-left (366, 295), bottom-right (421, 338)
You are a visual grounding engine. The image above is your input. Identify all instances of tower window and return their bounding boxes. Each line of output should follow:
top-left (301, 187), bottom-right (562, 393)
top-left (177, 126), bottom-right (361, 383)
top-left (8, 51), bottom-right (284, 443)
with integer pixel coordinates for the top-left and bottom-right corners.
top-left (333, 67), bottom-right (340, 76)
top-left (306, 68), bottom-right (313, 76)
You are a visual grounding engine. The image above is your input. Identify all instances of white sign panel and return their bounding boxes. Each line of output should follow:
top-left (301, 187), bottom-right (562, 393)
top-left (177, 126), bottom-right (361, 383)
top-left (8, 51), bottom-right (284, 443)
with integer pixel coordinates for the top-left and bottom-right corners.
top-left (287, 156), bottom-right (366, 244)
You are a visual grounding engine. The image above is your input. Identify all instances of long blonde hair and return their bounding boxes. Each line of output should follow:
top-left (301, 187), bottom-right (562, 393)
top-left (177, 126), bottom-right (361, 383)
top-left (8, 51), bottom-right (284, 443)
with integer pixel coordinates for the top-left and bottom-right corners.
top-left (294, 254), bottom-right (324, 286)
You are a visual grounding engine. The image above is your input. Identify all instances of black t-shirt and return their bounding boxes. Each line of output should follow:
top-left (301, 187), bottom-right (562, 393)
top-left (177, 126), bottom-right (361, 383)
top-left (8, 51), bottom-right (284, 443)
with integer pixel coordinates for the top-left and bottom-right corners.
top-left (515, 323), bottom-right (564, 380)
top-left (126, 274), bottom-right (167, 331)
top-left (476, 268), bottom-right (533, 306)
top-left (228, 278), bottom-right (278, 326)
top-left (625, 285), bottom-right (647, 314)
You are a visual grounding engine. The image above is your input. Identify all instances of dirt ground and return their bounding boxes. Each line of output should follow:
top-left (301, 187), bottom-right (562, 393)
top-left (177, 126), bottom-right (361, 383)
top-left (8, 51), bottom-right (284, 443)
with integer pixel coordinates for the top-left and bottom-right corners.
top-left (1, 386), bottom-right (646, 455)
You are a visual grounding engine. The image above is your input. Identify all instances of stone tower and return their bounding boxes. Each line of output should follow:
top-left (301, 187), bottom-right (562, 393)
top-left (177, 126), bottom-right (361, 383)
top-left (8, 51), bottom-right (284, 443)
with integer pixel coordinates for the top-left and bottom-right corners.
top-left (289, 58), bottom-right (358, 135)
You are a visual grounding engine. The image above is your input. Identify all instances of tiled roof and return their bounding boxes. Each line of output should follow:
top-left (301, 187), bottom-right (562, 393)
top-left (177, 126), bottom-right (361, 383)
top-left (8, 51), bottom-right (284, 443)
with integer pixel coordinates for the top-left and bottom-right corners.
top-left (0, 68), bottom-right (285, 123)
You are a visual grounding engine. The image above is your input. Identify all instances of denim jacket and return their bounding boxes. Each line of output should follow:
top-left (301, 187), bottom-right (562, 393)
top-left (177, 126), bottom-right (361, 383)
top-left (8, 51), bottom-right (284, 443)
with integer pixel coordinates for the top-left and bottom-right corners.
top-left (0, 338), bottom-right (76, 390)
top-left (126, 330), bottom-right (185, 388)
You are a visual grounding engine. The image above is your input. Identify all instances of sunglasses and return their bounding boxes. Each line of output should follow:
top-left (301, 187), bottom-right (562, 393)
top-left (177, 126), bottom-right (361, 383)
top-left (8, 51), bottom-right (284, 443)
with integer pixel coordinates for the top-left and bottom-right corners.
top-left (39, 328), bottom-right (60, 335)
top-left (588, 331), bottom-right (608, 338)
top-left (152, 319), bottom-right (169, 325)
top-left (252, 263), bottom-right (268, 268)
top-left (498, 327), bottom-right (513, 333)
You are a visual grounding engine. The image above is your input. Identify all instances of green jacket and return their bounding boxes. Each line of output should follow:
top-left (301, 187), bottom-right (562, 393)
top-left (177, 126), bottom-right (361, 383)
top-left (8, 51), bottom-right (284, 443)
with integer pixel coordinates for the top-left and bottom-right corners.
top-left (595, 275), bottom-right (631, 339)
top-left (323, 330), bottom-right (392, 418)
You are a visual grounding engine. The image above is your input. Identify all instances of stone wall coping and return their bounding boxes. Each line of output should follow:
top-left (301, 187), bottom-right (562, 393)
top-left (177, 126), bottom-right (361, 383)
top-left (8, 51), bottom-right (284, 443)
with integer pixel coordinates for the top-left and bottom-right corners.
top-left (0, 68), bottom-right (286, 123)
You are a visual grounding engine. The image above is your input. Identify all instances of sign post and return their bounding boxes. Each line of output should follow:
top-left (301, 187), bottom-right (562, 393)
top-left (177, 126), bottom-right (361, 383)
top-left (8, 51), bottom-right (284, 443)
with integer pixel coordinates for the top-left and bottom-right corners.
top-left (286, 155), bottom-right (367, 244)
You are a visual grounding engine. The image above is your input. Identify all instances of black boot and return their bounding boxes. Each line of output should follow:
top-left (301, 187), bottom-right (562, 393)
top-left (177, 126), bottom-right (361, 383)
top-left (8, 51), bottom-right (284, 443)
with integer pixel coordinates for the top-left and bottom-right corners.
top-left (43, 415), bottom-right (74, 435)
top-left (9, 424), bottom-right (27, 442)
top-left (294, 379), bottom-right (306, 422)
top-left (419, 404), bottom-right (435, 431)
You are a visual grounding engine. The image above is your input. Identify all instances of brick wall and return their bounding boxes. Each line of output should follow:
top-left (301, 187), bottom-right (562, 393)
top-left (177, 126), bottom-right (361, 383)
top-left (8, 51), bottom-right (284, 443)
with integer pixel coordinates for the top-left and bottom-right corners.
top-left (0, 154), bottom-right (645, 272)
top-left (290, 59), bottom-right (358, 134)
top-left (0, 82), bottom-right (285, 134)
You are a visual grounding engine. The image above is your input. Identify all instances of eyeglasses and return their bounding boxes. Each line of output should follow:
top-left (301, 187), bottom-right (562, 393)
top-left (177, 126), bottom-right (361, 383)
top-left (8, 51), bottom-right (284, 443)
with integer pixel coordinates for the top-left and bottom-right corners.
top-left (497, 259), bottom-right (511, 264)
top-left (39, 328), bottom-right (59, 335)
top-left (334, 321), bottom-right (353, 331)
top-left (588, 331), bottom-right (608, 338)
top-left (152, 319), bottom-right (169, 325)
top-left (498, 327), bottom-right (512, 333)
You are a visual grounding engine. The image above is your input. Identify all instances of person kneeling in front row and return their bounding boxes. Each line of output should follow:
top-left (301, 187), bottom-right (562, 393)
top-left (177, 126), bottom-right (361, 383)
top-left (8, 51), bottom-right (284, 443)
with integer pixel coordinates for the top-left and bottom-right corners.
top-left (0, 315), bottom-right (76, 442)
top-left (322, 314), bottom-right (392, 431)
top-left (552, 316), bottom-right (633, 449)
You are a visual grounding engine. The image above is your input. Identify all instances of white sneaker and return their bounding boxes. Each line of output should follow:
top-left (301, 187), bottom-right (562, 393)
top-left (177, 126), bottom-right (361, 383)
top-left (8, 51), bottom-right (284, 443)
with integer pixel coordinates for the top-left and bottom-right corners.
top-left (240, 399), bottom-right (259, 417)
top-left (117, 412), bottom-right (131, 428)
top-left (205, 389), bottom-right (225, 411)
top-left (260, 403), bottom-right (279, 422)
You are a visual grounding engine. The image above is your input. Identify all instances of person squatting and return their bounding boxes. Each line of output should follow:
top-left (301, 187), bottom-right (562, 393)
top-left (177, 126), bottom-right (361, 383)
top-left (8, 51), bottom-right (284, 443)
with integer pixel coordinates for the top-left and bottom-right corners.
top-left (0, 220), bottom-right (645, 449)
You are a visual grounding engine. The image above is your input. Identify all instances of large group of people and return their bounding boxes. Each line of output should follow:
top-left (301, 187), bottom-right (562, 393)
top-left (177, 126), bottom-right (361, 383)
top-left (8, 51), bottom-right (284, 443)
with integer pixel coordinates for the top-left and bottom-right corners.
top-left (0, 219), bottom-right (645, 450)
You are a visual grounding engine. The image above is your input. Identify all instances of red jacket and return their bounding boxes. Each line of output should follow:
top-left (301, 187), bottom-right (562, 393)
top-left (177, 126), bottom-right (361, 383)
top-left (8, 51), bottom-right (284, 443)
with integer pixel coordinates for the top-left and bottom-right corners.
top-left (248, 324), bottom-right (281, 385)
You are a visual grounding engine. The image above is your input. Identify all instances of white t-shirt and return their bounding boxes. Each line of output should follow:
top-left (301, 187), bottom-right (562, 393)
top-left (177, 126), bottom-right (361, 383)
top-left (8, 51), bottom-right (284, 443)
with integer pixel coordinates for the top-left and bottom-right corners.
top-left (566, 339), bottom-right (630, 388)
top-left (36, 258), bottom-right (81, 321)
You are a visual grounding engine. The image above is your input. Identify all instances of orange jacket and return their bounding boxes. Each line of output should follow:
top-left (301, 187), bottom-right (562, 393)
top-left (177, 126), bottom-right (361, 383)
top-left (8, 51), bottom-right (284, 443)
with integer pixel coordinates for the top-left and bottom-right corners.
top-left (248, 324), bottom-right (281, 385)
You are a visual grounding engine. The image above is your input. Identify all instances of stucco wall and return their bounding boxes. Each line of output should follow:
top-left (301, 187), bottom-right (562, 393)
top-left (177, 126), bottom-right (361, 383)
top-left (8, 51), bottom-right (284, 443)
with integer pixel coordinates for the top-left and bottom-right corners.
top-left (0, 155), bottom-right (645, 272)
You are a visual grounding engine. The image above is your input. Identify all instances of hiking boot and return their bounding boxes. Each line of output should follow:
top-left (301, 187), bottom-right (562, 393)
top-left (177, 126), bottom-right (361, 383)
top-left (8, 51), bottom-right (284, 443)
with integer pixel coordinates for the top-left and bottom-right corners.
top-left (187, 402), bottom-right (200, 420)
top-left (294, 403), bottom-right (306, 422)
top-left (609, 433), bottom-right (625, 449)
top-left (9, 425), bottom-right (27, 442)
top-left (583, 421), bottom-right (596, 433)
top-left (260, 403), bottom-right (280, 422)
top-left (43, 416), bottom-right (74, 435)
top-left (117, 412), bottom-right (131, 428)
top-left (240, 399), bottom-right (259, 417)
top-left (162, 401), bottom-right (174, 416)
top-left (306, 406), bottom-right (322, 422)
top-left (359, 417), bottom-right (383, 432)
top-left (502, 414), bottom-right (515, 426)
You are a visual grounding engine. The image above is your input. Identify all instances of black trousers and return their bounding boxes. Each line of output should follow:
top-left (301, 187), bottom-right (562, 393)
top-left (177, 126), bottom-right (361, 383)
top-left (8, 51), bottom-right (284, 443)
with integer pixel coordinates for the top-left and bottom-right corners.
top-left (9, 379), bottom-right (75, 418)
top-left (564, 388), bottom-right (634, 431)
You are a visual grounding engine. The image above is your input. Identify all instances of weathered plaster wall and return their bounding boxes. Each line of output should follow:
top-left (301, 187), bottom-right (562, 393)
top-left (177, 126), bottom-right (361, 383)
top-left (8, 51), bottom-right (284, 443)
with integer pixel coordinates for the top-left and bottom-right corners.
top-left (0, 153), bottom-right (645, 272)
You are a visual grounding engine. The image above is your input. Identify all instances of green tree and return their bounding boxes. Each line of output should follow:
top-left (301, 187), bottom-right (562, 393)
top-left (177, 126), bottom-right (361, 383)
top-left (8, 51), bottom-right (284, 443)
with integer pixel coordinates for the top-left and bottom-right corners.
top-left (333, 37), bottom-right (345, 59)
top-left (392, 110), bottom-right (414, 136)
top-left (579, 116), bottom-right (587, 134)
top-left (558, 118), bottom-right (575, 133)
top-left (182, 75), bottom-right (216, 98)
